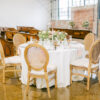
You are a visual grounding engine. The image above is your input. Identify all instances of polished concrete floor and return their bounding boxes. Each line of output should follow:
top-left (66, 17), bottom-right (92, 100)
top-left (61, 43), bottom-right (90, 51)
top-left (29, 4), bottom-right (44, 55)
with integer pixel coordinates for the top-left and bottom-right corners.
top-left (0, 70), bottom-right (100, 100)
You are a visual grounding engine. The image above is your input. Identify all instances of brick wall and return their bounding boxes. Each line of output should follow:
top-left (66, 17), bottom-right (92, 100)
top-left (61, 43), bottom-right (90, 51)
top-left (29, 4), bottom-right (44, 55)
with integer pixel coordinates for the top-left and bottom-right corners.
top-left (51, 5), bottom-right (97, 34)
top-left (51, 20), bottom-right (70, 28)
top-left (72, 5), bottom-right (97, 33)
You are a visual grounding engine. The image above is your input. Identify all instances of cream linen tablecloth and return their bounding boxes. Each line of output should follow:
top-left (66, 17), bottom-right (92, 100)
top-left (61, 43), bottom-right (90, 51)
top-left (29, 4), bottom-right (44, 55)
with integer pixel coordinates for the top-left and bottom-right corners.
top-left (18, 41), bottom-right (85, 88)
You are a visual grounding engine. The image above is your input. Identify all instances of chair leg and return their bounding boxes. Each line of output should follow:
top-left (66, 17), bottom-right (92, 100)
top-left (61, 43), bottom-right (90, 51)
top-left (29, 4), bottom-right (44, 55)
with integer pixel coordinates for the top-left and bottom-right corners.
top-left (87, 71), bottom-right (90, 90)
top-left (98, 71), bottom-right (100, 84)
top-left (26, 73), bottom-right (30, 96)
top-left (91, 73), bottom-right (92, 78)
top-left (14, 66), bottom-right (17, 78)
top-left (45, 72), bottom-right (51, 98)
top-left (33, 78), bottom-right (36, 85)
top-left (70, 65), bottom-right (72, 84)
top-left (55, 71), bottom-right (57, 88)
top-left (3, 69), bottom-right (5, 84)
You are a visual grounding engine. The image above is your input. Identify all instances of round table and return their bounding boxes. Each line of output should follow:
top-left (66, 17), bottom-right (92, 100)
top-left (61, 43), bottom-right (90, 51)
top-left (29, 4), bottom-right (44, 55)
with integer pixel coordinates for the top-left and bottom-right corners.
top-left (18, 41), bottom-right (85, 88)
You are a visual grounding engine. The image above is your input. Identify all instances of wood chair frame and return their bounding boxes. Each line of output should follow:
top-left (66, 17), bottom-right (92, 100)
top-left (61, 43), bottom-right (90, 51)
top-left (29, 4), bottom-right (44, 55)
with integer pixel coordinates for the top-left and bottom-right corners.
top-left (70, 40), bottom-right (100, 90)
top-left (84, 33), bottom-right (95, 58)
top-left (0, 42), bottom-right (21, 83)
top-left (13, 33), bottom-right (26, 55)
top-left (24, 43), bottom-right (57, 98)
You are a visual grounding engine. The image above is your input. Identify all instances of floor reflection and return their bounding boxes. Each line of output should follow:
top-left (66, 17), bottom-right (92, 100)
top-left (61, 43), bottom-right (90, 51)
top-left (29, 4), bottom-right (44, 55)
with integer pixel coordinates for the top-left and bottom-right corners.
top-left (0, 78), bottom-right (70, 100)
top-left (0, 72), bottom-right (100, 100)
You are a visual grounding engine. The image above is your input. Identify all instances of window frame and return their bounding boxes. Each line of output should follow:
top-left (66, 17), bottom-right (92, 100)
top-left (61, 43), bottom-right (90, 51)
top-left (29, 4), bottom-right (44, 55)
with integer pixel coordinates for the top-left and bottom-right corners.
top-left (57, 0), bottom-right (97, 20)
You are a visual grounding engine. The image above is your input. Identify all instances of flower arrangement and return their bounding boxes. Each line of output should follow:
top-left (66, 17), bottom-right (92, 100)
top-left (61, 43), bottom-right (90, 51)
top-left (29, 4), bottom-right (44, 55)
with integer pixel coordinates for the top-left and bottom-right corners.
top-left (38, 31), bottom-right (49, 41)
top-left (69, 21), bottom-right (75, 28)
top-left (57, 32), bottom-right (67, 41)
top-left (52, 31), bottom-right (58, 40)
top-left (82, 21), bottom-right (89, 29)
top-left (38, 30), bottom-right (67, 41)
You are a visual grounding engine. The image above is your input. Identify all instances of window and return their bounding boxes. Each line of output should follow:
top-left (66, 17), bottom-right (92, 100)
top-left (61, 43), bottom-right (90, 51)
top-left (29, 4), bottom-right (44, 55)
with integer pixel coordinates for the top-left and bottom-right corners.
top-left (73, 0), bottom-right (84, 7)
top-left (59, 0), bottom-right (72, 20)
top-left (58, 0), bottom-right (98, 20)
top-left (85, 0), bottom-right (97, 5)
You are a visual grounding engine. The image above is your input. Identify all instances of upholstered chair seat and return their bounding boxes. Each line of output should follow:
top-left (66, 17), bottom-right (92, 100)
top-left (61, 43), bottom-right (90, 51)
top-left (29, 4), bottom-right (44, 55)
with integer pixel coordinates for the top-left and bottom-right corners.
top-left (4, 56), bottom-right (21, 64)
top-left (71, 58), bottom-right (99, 68)
top-left (30, 64), bottom-right (57, 75)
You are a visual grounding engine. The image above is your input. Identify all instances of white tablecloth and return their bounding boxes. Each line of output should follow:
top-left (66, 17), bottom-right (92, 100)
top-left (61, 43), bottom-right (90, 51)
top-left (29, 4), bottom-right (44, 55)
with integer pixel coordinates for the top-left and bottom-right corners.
top-left (18, 41), bottom-right (85, 88)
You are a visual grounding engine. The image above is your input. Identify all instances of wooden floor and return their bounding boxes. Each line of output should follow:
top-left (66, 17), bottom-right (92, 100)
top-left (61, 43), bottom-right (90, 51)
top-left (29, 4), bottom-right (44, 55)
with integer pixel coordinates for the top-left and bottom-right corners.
top-left (0, 70), bottom-right (100, 100)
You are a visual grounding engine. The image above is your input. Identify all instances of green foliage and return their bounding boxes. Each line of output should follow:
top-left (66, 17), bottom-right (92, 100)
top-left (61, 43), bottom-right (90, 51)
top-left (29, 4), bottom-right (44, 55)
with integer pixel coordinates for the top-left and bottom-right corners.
top-left (38, 30), bottom-right (68, 41)
top-left (38, 31), bottom-right (49, 41)
top-left (82, 21), bottom-right (89, 28)
top-left (69, 21), bottom-right (75, 28)
top-left (57, 32), bottom-right (67, 41)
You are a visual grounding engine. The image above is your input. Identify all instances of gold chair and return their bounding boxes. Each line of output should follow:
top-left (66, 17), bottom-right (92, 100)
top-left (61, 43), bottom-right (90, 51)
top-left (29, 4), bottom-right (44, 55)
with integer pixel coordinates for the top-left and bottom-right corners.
top-left (13, 33), bottom-right (26, 55)
top-left (84, 33), bottom-right (95, 58)
top-left (24, 43), bottom-right (57, 98)
top-left (0, 42), bottom-right (21, 83)
top-left (70, 40), bottom-right (100, 90)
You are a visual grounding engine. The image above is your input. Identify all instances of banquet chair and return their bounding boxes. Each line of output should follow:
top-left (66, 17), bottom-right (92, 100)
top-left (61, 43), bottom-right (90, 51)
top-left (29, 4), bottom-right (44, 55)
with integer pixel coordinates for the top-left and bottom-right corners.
top-left (84, 33), bottom-right (95, 58)
top-left (13, 33), bottom-right (26, 55)
top-left (70, 39), bottom-right (100, 90)
top-left (0, 42), bottom-right (21, 83)
top-left (24, 43), bottom-right (57, 98)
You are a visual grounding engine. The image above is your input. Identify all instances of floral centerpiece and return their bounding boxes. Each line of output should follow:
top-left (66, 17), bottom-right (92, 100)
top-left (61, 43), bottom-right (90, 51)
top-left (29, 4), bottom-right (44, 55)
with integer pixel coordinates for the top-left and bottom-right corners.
top-left (57, 32), bottom-right (67, 41)
top-left (38, 31), bottom-right (49, 41)
top-left (52, 31), bottom-right (58, 40)
top-left (38, 30), bottom-right (68, 41)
